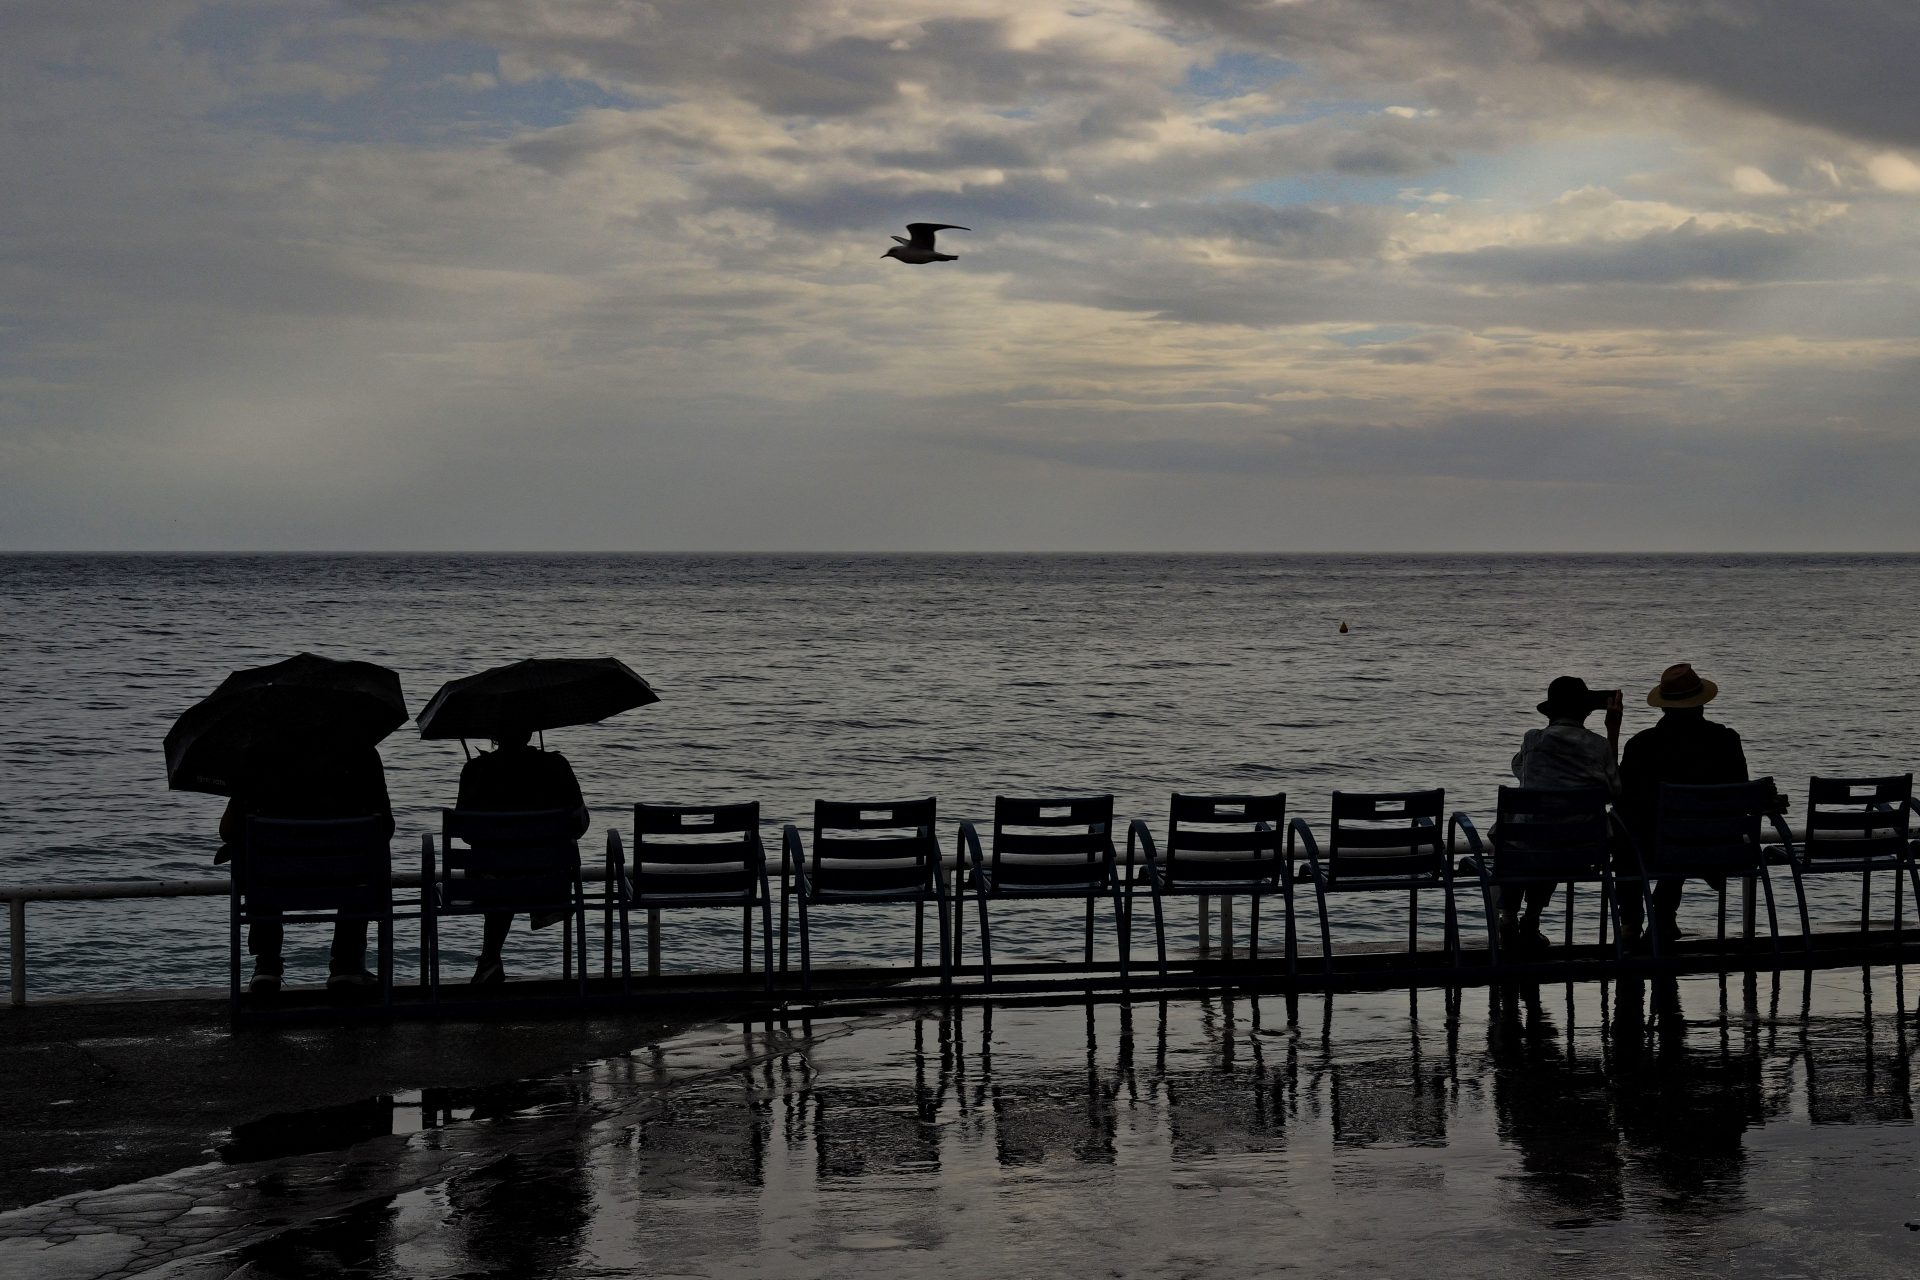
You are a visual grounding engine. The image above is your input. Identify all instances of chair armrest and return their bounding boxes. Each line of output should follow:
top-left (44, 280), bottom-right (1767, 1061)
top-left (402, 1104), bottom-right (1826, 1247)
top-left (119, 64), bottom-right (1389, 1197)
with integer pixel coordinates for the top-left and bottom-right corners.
top-left (1127, 818), bottom-right (1160, 869)
top-left (1447, 811), bottom-right (1483, 858)
top-left (1287, 818), bottom-right (1323, 878)
top-left (782, 825), bottom-right (807, 889)
top-left (1763, 810), bottom-right (1798, 857)
top-left (956, 820), bottom-right (985, 869)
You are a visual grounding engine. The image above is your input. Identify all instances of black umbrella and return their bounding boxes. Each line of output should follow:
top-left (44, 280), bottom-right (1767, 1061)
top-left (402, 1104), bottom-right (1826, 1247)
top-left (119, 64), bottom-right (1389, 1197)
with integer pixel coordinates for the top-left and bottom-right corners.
top-left (415, 657), bottom-right (659, 741)
top-left (164, 652), bottom-right (408, 796)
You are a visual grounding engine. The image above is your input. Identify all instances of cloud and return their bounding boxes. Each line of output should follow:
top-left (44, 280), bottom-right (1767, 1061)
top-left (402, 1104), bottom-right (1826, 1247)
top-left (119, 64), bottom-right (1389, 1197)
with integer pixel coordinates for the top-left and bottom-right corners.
top-left (0, 0), bottom-right (1915, 550)
top-left (1421, 220), bottom-right (1818, 286)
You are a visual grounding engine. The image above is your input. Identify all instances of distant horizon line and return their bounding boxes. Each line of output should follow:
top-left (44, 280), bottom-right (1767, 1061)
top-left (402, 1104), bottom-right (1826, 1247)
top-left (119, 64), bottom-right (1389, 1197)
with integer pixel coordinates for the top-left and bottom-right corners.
top-left (4, 548), bottom-right (1918, 557)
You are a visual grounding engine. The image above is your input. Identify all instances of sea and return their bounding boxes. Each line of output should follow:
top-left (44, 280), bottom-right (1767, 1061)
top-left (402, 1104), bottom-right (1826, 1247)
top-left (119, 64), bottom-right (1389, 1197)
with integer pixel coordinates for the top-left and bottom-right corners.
top-left (2, 553), bottom-right (1916, 995)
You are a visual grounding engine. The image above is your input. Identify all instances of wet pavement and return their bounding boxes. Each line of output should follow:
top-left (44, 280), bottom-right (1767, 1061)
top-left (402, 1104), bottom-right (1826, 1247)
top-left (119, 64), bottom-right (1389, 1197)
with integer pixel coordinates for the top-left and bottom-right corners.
top-left (5, 969), bottom-right (1920, 1277)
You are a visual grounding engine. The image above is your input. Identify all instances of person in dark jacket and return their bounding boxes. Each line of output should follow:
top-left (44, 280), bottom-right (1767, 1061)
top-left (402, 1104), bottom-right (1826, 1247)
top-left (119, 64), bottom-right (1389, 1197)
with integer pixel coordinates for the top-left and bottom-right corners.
top-left (456, 727), bottom-right (589, 983)
top-left (219, 740), bottom-right (395, 994)
top-left (1618, 663), bottom-right (1748, 946)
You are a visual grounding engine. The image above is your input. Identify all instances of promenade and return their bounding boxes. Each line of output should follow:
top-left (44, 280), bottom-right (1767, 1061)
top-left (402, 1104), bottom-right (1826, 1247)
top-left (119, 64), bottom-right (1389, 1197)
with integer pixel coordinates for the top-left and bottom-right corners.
top-left (4, 967), bottom-right (1918, 1278)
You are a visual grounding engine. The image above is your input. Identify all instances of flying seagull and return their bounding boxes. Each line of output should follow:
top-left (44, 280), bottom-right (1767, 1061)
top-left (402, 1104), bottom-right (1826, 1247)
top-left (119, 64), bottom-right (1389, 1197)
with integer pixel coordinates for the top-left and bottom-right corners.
top-left (883, 222), bottom-right (969, 264)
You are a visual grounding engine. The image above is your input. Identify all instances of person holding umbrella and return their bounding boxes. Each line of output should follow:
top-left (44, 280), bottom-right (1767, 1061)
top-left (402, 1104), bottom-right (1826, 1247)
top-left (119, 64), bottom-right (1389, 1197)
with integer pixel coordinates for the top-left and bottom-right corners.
top-left (455, 725), bottom-right (590, 984)
top-left (167, 653), bottom-right (406, 996)
top-left (418, 657), bottom-right (658, 985)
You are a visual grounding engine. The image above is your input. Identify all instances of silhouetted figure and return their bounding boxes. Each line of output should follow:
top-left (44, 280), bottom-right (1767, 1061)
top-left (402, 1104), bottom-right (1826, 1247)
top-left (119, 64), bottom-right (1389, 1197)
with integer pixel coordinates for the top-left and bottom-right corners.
top-left (218, 740), bottom-right (393, 993)
top-left (456, 728), bottom-right (588, 984)
top-left (1619, 663), bottom-right (1748, 946)
top-left (1505, 676), bottom-right (1622, 950)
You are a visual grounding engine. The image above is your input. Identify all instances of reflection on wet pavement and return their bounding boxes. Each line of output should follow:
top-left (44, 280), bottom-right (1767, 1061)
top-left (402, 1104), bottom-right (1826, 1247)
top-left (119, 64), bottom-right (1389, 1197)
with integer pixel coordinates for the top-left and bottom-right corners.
top-left (6, 970), bottom-right (1920, 1277)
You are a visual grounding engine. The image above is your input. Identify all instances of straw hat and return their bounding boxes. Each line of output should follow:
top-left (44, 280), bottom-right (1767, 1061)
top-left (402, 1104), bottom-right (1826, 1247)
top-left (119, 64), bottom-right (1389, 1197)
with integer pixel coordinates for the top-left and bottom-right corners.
top-left (1647, 662), bottom-right (1717, 708)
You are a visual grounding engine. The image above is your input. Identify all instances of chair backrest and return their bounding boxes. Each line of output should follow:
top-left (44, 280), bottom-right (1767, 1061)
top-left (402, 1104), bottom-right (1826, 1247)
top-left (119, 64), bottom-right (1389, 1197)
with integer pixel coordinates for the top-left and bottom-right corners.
top-left (1163, 792), bottom-right (1286, 889)
top-left (633, 802), bottom-right (762, 899)
top-left (1491, 786), bottom-right (1612, 879)
top-left (1326, 789), bottom-right (1444, 882)
top-left (439, 808), bottom-right (582, 911)
top-left (808, 797), bottom-right (940, 897)
top-left (989, 794), bottom-right (1115, 892)
top-left (1803, 775), bottom-right (1913, 862)
top-left (242, 814), bottom-right (392, 913)
top-left (1653, 779), bottom-right (1777, 872)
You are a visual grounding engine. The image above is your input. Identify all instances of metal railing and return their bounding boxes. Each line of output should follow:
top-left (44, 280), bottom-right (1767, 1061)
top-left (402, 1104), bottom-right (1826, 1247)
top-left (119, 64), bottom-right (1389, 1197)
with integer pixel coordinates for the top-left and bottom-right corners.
top-left (3, 850), bottom-right (1205, 1007)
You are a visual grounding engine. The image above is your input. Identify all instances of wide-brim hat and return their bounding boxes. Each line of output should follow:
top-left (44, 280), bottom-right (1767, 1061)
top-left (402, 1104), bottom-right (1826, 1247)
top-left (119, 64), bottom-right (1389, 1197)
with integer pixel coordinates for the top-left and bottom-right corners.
top-left (1538, 675), bottom-right (1597, 718)
top-left (1647, 662), bottom-right (1717, 708)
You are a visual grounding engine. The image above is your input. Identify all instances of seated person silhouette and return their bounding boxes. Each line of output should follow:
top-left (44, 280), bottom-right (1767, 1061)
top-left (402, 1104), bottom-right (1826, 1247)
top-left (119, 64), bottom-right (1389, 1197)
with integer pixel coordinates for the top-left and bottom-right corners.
top-left (456, 727), bottom-right (590, 984)
top-left (1506, 675), bottom-right (1622, 950)
top-left (1619, 662), bottom-right (1749, 947)
top-left (219, 739), bottom-right (394, 995)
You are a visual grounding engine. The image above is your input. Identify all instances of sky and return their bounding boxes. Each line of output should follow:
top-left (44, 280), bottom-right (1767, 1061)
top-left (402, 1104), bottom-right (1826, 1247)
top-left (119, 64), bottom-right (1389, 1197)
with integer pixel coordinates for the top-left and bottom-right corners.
top-left (2, 0), bottom-right (1917, 551)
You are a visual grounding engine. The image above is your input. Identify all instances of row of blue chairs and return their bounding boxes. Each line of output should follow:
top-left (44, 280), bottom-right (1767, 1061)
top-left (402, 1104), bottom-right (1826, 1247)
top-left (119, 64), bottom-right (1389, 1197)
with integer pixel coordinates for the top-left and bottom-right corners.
top-left (228, 773), bottom-right (1920, 1006)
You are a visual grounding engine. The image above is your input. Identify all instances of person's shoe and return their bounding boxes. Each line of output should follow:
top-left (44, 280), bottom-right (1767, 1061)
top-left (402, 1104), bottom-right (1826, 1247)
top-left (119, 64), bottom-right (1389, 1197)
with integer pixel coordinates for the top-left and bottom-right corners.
top-left (248, 967), bottom-right (283, 996)
top-left (470, 957), bottom-right (506, 986)
top-left (326, 968), bottom-right (379, 994)
top-left (1518, 922), bottom-right (1553, 954)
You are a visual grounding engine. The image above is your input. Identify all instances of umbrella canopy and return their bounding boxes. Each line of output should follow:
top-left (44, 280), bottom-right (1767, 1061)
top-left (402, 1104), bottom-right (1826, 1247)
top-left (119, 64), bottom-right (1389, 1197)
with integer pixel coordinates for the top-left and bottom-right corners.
top-left (164, 652), bottom-right (408, 796)
top-left (416, 657), bottom-right (659, 741)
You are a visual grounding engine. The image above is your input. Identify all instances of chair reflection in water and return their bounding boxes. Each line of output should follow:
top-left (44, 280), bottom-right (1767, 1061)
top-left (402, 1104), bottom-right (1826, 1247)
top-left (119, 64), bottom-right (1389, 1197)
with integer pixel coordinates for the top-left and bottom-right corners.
top-left (1289, 789), bottom-right (1460, 973)
top-left (783, 798), bottom-right (950, 991)
top-left (1127, 792), bottom-right (1294, 974)
top-left (1771, 774), bottom-right (1920, 952)
top-left (955, 795), bottom-right (1130, 985)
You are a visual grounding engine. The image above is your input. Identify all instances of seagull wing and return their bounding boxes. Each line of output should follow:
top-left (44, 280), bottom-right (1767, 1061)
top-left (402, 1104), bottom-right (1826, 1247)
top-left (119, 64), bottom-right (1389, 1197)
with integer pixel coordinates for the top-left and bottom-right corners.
top-left (905, 222), bottom-right (969, 249)
top-left (891, 235), bottom-right (911, 246)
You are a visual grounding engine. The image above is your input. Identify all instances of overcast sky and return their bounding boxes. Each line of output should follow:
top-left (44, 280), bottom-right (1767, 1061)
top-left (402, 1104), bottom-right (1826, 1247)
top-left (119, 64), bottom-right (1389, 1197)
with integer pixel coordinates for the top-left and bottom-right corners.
top-left (3, 0), bottom-right (1917, 550)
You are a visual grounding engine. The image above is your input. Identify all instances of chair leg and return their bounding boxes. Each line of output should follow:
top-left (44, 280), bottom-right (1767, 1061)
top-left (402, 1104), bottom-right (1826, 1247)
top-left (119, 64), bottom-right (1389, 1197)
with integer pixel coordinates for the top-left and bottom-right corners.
top-left (380, 918), bottom-right (394, 1008)
top-left (936, 887), bottom-right (953, 988)
top-left (1250, 896), bottom-right (1261, 960)
top-left (1084, 897), bottom-right (1095, 965)
top-left (798, 894), bottom-right (813, 993)
top-left (1112, 886), bottom-right (1130, 987)
top-left (951, 871), bottom-right (966, 970)
top-left (1564, 882), bottom-right (1575, 948)
top-left (1791, 863), bottom-right (1812, 952)
top-left (1315, 884), bottom-right (1333, 976)
top-left (1151, 883), bottom-right (1168, 976)
top-left (229, 898), bottom-right (242, 1012)
top-left (1282, 878), bottom-right (1299, 978)
top-left (1442, 883), bottom-right (1459, 970)
top-left (1481, 879), bottom-right (1501, 973)
top-left (619, 897), bottom-right (633, 998)
top-left (974, 881), bottom-right (994, 986)
top-left (759, 890), bottom-right (774, 993)
top-left (577, 889), bottom-right (590, 998)
top-left (1760, 870), bottom-right (1782, 961)
top-left (1717, 879), bottom-right (1727, 945)
top-left (915, 898), bottom-right (925, 974)
top-left (780, 867), bottom-right (790, 974)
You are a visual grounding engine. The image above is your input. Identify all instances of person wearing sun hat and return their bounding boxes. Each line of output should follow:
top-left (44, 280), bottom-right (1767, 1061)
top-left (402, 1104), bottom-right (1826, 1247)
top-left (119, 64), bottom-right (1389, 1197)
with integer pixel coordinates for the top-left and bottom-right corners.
top-left (1504, 676), bottom-right (1624, 951)
top-left (1618, 662), bottom-right (1750, 946)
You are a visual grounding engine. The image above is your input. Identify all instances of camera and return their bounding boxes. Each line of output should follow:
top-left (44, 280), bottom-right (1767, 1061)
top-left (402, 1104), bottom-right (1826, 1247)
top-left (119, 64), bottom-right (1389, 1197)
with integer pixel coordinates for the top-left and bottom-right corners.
top-left (1589, 688), bottom-right (1621, 711)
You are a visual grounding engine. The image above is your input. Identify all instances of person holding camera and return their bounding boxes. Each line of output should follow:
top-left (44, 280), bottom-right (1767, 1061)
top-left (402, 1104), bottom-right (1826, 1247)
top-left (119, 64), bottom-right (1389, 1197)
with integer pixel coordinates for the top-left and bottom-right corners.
top-left (1506, 675), bottom-right (1623, 950)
